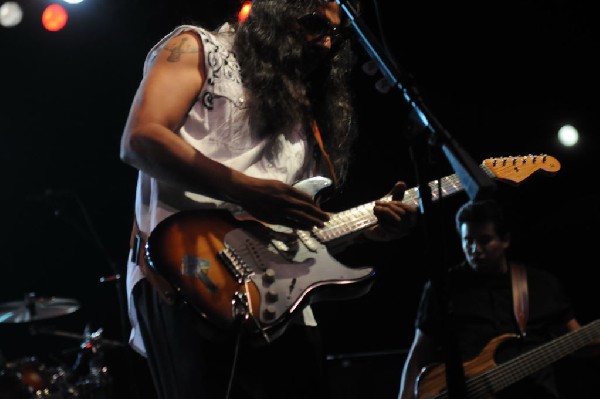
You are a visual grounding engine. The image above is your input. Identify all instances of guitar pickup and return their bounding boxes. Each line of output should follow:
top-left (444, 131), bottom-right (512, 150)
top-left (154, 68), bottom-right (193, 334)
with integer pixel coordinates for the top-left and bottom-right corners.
top-left (268, 229), bottom-right (300, 260)
top-left (271, 238), bottom-right (289, 253)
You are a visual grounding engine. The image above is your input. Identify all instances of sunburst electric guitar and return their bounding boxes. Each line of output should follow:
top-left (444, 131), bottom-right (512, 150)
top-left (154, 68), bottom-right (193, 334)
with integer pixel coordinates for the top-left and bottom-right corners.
top-left (144, 154), bottom-right (560, 342)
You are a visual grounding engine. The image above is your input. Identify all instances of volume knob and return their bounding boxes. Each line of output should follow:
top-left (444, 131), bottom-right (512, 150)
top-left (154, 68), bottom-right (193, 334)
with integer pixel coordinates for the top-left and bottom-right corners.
top-left (265, 288), bottom-right (279, 303)
top-left (263, 305), bottom-right (277, 320)
top-left (262, 268), bottom-right (276, 284)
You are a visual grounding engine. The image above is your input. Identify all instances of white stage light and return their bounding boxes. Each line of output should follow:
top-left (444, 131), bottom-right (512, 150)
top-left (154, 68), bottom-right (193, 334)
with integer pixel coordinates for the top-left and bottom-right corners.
top-left (557, 124), bottom-right (579, 147)
top-left (0, 1), bottom-right (23, 28)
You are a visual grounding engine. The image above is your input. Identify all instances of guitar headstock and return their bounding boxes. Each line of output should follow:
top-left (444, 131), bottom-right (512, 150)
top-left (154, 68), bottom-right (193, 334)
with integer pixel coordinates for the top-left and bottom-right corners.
top-left (482, 154), bottom-right (561, 185)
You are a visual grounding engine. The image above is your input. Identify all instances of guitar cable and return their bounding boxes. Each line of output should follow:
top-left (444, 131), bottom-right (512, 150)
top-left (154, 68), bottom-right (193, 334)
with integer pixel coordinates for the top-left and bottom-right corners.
top-left (224, 308), bottom-right (271, 397)
top-left (224, 315), bottom-right (245, 399)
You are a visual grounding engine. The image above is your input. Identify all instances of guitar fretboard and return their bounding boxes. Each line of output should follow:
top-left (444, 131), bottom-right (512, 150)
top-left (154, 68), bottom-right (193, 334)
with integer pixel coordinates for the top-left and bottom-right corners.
top-left (312, 163), bottom-right (494, 242)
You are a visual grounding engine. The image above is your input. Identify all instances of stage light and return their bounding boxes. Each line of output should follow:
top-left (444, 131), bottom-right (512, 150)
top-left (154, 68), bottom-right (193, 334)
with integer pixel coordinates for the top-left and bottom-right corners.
top-left (557, 124), bottom-right (579, 147)
top-left (42, 3), bottom-right (68, 32)
top-left (63, 0), bottom-right (84, 3)
top-left (238, 1), bottom-right (251, 23)
top-left (0, 1), bottom-right (23, 28)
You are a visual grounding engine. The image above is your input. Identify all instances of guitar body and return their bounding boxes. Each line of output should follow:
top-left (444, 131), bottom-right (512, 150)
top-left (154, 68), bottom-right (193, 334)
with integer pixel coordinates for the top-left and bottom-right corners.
top-left (145, 207), bottom-right (376, 342)
top-left (416, 334), bottom-right (516, 399)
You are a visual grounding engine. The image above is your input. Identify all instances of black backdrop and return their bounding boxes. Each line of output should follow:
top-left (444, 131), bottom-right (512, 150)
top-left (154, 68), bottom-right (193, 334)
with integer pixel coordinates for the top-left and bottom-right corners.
top-left (1, 1), bottom-right (598, 398)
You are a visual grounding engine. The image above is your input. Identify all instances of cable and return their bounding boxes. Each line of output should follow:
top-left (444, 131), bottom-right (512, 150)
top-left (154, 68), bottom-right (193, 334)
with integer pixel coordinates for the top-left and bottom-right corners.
top-left (224, 316), bottom-right (245, 399)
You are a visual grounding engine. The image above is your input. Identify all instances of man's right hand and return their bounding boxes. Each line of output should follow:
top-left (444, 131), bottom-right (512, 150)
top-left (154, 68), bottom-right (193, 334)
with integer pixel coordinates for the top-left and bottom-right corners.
top-left (233, 175), bottom-right (330, 230)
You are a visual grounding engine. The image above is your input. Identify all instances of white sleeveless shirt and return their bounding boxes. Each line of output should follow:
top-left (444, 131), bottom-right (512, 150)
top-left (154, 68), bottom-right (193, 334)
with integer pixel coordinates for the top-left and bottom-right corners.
top-left (126, 24), bottom-right (319, 356)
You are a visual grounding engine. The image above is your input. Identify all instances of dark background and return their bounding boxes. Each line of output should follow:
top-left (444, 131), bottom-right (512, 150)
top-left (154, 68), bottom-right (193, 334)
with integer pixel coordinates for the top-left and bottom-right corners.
top-left (1, 1), bottom-right (598, 398)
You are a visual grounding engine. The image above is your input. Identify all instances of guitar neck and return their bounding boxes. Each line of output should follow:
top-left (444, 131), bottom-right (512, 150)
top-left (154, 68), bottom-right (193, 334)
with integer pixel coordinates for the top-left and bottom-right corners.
top-left (312, 163), bottom-right (493, 243)
top-left (469, 320), bottom-right (600, 396)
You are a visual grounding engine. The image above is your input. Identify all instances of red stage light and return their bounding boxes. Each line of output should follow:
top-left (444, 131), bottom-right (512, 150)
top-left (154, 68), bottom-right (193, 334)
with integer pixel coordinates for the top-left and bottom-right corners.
top-left (42, 4), bottom-right (68, 32)
top-left (238, 1), bottom-right (252, 23)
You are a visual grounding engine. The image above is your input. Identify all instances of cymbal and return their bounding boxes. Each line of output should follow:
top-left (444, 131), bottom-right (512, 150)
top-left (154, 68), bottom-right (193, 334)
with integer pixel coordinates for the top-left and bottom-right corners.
top-left (0, 296), bottom-right (80, 323)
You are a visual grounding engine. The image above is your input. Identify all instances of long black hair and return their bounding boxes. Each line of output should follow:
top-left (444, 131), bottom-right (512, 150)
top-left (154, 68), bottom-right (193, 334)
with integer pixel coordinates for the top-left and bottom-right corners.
top-left (232, 0), bottom-right (360, 186)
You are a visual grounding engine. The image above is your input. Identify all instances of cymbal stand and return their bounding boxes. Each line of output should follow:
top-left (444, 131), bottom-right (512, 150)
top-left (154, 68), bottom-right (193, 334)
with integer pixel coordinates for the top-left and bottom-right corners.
top-left (68, 324), bottom-right (113, 397)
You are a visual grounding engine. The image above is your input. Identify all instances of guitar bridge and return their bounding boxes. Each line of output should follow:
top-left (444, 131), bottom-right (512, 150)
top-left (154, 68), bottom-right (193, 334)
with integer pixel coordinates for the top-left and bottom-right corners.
top-left (218, 244), bottom-right (252, 283)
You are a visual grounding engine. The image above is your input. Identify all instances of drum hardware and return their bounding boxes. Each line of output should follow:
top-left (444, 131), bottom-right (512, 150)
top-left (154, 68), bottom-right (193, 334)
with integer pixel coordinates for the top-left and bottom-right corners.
top-left (97, 275), bottom-right (120, 284)
top-left (0, 356), bottom-right (72, 398)
top-left (1, 306), bottom-right (122, 398)
top-left (31, 323), bottom-right (121, 398)
top-left (31, 326), bottom-right (124, 350)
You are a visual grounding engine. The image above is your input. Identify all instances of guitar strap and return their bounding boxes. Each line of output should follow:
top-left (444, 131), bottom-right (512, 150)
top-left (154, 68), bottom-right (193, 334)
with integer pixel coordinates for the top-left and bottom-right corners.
top-left (310, 120), bottom-right (338, 190)
top-left (130, 218), bottom-right (176, 305)
top-left (510, 262), bottom-right (529, 337)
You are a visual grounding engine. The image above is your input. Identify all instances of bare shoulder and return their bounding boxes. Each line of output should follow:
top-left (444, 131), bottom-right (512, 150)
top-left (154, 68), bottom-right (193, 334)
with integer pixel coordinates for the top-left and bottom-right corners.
top-left (157, 31), bottom-right (205, 64)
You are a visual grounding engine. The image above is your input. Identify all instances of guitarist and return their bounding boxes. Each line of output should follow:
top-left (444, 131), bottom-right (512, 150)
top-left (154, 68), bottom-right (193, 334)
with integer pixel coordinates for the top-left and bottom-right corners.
top-left (119, 1), bottom-right (418, 399)
top-left (397, 199), bottom-right (600, 399)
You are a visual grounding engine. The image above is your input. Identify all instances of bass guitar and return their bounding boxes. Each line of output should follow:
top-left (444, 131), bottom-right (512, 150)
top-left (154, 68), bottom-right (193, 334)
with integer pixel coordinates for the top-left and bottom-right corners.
top-left (144, 154), bottom-right (560, 343)
top-left (416, 319), bottom-right (600, 398)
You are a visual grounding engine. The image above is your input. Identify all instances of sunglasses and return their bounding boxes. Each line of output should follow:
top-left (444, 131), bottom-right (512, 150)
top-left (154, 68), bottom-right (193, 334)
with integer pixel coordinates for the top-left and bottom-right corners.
top-left (297, 12), bottom-right (346, 44)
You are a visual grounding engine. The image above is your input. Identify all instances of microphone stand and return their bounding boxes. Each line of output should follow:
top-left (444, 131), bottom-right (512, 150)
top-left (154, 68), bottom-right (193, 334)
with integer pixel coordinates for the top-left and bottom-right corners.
top-left (334, 1), bottom-right (497, 397)
top-left (335, 0), bottom-right (495, 201)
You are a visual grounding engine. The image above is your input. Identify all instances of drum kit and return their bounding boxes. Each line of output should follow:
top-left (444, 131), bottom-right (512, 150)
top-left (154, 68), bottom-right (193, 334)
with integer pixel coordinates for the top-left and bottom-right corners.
top-left (0, 292), bottom-right (123, 399)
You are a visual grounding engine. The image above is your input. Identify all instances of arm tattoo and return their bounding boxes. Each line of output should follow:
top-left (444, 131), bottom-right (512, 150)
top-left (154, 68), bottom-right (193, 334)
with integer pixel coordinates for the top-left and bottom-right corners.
top-left (164, 38), bottom-right (200, 62)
